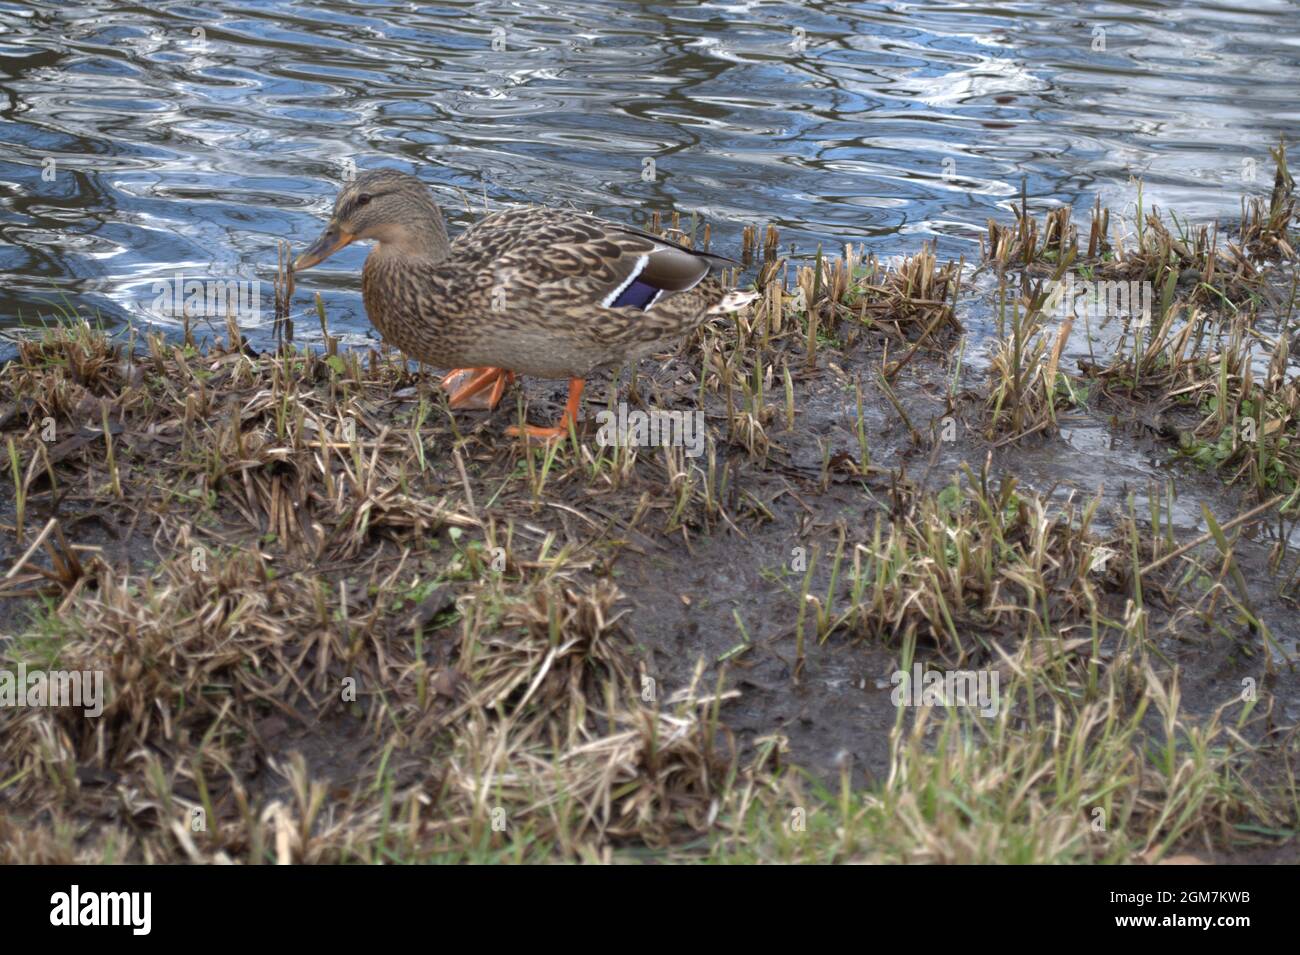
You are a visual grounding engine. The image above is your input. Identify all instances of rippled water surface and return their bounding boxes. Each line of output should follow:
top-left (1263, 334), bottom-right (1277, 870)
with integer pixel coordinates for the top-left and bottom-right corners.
top-left (1, 0), bottom-right (1298, 349)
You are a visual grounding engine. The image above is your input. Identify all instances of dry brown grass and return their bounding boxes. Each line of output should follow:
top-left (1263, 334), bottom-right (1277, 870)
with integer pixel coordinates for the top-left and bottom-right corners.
top-left (0, 213), bottom-right (1293, 862)
top-left (982, 140), bottom-right (1297, 310)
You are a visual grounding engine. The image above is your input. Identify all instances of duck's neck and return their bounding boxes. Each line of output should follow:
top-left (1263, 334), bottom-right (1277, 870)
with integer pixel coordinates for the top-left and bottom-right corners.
top-left (368, 207), bottom-right (451, 263)
top-left (361, 222), bottom-right (454, 366)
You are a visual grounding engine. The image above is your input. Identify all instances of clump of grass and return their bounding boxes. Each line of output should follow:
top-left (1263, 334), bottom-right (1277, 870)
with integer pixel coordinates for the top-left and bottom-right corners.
top-left (1239, 138), bottom-right (1297, 264)
top-left (729, 240), bottom-right (961, 365)
top-left (1171, 327), bottom-right (1300, 506)
top-left (1079, 299), bottom-right (1216, 401)
top-left (711, 653), bottom-right (1272, 863)
top-left (832, 243), bottom-right (964, 348)
top-left (676, 236), bottom-right (961, 469)
top-left (983, 274), bottom-right (1079, 442)
top-left (982, 143), bottom-right (1296, 309)
top-left (804, 469), bottom-right (1130, 662)
top-left (982, 190), bottom-right (1103, 269)
top-left (1086, 303), bottom-right (1300, 508)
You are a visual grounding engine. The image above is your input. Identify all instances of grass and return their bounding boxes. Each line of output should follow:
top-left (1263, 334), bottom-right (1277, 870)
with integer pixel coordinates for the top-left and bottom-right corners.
top-left (981, 139), bottom-right (1295, 309)
top-left (982, 143), bottom-right (1300, 513)
top-left (713, 657), bottom-right (1266, 864)
top-left (0, 155), bottom-right (1298, 862)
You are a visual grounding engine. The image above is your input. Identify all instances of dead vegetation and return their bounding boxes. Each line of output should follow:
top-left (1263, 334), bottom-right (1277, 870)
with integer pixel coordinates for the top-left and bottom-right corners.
top-left (981, 139), bottom-right (1296, 311)
top-left (817, 470), bottom-right (1130, 662)
top-left (975, 141), bottom-right (1300, 510)
top-left (0, 172), bottom-right (1296, 862)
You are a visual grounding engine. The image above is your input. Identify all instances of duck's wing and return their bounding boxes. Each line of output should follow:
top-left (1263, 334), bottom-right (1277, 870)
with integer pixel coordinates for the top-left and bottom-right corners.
top-left (453, 207), bottom-right (733, 312)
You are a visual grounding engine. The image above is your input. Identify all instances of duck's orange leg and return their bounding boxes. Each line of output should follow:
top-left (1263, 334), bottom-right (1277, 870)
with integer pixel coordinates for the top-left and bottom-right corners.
top-left (507, 377), bottom-right (585, 441)
top-left (440, 367), bottom-right (515, 410)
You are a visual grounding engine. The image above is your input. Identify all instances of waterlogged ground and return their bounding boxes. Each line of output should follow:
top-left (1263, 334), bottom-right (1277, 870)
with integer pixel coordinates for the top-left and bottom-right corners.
top-left (0, 1), bottom-right (1298, 862)
top-left (599, 279), bottom-right (1300, 791)
top-left (2, 231), bottom-right (1299, 860)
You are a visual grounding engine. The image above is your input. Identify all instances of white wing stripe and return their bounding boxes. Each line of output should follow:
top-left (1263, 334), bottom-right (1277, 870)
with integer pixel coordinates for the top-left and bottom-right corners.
top-left (600, 254), bottom-right (649, 308)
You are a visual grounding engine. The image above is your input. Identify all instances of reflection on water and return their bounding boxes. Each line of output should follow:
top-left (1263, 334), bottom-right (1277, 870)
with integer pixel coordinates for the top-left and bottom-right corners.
top-left (0, 0), bottom-right (1297, 352)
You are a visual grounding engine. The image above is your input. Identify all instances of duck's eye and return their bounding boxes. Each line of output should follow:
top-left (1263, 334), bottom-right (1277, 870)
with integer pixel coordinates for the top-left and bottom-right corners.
top-left (356, 194), bottom-right (372, 207)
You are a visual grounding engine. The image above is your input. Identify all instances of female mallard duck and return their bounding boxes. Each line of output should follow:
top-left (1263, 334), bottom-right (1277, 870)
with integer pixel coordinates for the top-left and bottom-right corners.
top-left (293, 169), bottom-right (754, 438)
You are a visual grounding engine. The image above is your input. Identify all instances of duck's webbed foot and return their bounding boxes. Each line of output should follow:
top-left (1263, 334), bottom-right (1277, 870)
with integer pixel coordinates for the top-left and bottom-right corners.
top-left (506, 377), bottom-right (585, 442)
top-left (440, 367), bottom-right (515, 410)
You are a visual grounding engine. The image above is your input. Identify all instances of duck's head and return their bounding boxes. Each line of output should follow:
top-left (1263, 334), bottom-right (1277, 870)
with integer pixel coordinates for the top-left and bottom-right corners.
top-left (293, 168), bottom-right (451, 271)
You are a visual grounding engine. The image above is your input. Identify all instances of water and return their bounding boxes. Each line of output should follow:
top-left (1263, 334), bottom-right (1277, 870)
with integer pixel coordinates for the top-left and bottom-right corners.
top-left (1, 0), bottom-right (1297, 353)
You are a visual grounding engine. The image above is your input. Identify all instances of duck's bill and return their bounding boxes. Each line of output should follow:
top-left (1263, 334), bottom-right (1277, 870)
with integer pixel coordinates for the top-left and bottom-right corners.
top-left (293, 226), bottom-right (355, 271)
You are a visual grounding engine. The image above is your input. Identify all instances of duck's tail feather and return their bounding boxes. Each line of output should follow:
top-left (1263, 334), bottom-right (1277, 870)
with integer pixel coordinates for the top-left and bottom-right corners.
top-left (707, 289), bottom-right (758, 314)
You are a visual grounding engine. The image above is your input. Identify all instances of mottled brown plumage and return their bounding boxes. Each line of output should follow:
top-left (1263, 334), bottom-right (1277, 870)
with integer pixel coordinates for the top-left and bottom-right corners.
top-left (293, 169), bottom-right (753, 435)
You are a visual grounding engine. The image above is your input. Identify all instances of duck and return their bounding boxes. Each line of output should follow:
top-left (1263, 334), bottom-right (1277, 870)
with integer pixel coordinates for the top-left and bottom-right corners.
top-left (292, 168), bottom-right (755, 438)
